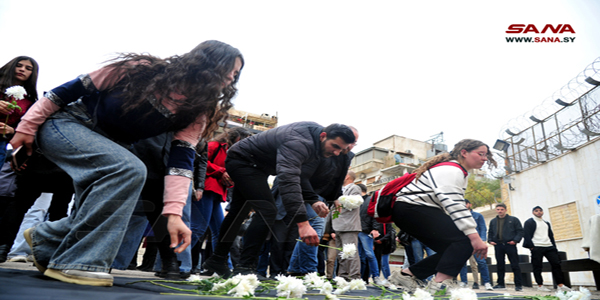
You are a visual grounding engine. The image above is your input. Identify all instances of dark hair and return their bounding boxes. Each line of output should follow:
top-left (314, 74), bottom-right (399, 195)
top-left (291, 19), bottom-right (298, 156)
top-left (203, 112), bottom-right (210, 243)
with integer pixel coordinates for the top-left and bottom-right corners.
top-left (0, 56), bottom-right (39, 101)
top-left (414, 139), bottom-right (498, 180)
top-left (356, 183), bottom-right (367, 193)
top-left (464, 199), bottom-right (471, 204)
top-left (106, 40), bottom-right (243, 139)
top-left (496, 203), bottom-right (507, 209)
top-left (323, 123), bottom-right (355, 144)
top-left (532, 205), bottom-right (542, 212)
top-left (214, 126), bottom-right (252, 147)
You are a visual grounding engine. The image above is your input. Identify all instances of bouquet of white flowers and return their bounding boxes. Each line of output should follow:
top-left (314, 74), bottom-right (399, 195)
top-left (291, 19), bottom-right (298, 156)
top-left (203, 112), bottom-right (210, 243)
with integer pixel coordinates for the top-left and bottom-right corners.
top-left (2, 86), bottom-right (25, 137)
top-left (332, 194), bottom-right (363, 219)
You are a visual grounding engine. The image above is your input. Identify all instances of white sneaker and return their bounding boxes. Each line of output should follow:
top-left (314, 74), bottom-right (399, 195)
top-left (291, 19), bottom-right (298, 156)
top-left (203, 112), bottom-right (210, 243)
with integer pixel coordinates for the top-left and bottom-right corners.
top-left (7, 255), bottom-right (28, 262)
top-left (459, 282), bottom-right (467, 288)
top-left (557, 285), bottom-right (572, 292)
top-left (373, 277), bottom-right (388, 286)
top-left (484, 282), bottom-right (494, 290)
top-left (537, 286), bottom-right (551, 292)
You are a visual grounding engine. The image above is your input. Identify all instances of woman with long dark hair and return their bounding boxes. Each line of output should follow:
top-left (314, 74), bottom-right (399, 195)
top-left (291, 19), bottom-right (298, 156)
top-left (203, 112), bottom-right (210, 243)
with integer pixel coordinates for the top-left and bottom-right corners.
top-left (388, 139), bottom-right (497, 294)
top-left (0, 56), bottom-right (39, 163)
top-left (10, 40), bottom-right (244, 287)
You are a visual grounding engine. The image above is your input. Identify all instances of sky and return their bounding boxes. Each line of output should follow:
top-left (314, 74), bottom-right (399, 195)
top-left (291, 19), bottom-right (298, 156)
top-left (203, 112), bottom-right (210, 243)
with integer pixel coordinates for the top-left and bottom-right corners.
top-left (1, 0), bottom-right (599, 154)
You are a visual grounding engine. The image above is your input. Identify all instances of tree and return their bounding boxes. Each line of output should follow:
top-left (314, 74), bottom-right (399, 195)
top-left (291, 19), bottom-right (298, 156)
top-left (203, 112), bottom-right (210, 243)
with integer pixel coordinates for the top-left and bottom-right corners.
top-left (465, 176), bottom-right (501, 209)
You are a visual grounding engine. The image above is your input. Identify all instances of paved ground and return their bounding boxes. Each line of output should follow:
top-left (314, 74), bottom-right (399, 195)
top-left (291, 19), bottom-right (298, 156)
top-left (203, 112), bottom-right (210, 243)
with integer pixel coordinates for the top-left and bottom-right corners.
top-left (1, 261), bottom-right (599, 299)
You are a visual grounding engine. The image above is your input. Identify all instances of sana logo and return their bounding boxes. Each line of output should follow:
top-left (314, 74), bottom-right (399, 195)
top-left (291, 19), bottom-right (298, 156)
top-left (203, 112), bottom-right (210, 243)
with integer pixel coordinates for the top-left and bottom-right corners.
top-left (506, 24), bottom-right (575, 34)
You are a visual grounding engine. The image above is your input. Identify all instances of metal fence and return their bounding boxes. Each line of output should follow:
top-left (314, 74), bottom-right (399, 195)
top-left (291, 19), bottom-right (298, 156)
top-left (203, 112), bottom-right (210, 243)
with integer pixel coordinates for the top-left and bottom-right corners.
top-left (501, 58), bottom-right (600, 173)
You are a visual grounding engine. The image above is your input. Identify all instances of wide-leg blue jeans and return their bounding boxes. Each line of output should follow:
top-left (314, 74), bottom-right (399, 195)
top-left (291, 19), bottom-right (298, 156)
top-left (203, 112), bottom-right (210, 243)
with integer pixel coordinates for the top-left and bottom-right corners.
top-left (31, 109), bottom-right (146, 272)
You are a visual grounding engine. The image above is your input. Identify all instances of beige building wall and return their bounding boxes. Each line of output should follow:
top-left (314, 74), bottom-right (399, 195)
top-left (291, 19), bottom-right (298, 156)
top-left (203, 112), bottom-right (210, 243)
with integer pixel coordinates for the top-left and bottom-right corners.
top-left (373, 135), bottom-right (431, 159)
top-left (497, 137), bottom-right (600, 286)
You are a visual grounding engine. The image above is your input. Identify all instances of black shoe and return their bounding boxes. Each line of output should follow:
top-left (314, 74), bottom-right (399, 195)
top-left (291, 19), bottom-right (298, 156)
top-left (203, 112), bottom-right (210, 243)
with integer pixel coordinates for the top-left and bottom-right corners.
top-left (159, 256), bottom-right (182, 280)
top-left (287, 272), bottom-right (306, 277)
top-left (232, 266), bottom-right (268, 281)
top-left (0, 244), bottom-right (8, 263)
top-left (515, 286), bottom-right (523, 291)
top-left (472, 282), bottom-right (479, 289)
top-left (203, 255), bottom-right (232, 278)
top-left (199, 269), bottom-right (214, 276)
top-left (493, 284), bottom-right (506, 289)
top-left (180, 272), bottom-right (191, 279)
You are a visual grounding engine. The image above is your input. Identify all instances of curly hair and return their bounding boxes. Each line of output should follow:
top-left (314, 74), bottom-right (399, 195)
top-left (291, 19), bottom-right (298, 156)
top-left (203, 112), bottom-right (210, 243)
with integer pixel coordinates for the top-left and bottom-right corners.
top-left (213, 126), bottom-right (252, 147)
top-left (105, 40), bottom-right (243, 139)
top-left (0, 56), bottom-right (39, 101)
top-left (414, 139), bottom-right (498, 180)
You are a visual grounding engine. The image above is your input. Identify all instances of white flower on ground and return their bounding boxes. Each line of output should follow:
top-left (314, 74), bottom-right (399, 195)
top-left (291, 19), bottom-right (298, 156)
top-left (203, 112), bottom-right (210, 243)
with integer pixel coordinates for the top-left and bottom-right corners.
top-left (333, 277), bottom-right (349, 289)
top-left (348, 279), bottom-right (367, 290)
top-left (556, 286), bottom-right (591, 300)
top-left (210, 274), bottom-right (260, 298)
top-left (303, 272), bottom-right (326, 289)
top-left (319, 281), bottom-right (333, 294)
top-left (340, 243), bottom-right (357, 259)
top-left (337, 195), bottom-right (364, 211)
top-left (275, 274), bottom-right (306, 299)
top-left (186, 274), bottom-right (202, 282)
top-left (450, 288), bottom-right (478, 300)
top-left (5, 86), bottom-right (26, 100)
top-left (332, 277), bottom-right (351, 295)
top-left (402, 288), bottom-right (434, 300)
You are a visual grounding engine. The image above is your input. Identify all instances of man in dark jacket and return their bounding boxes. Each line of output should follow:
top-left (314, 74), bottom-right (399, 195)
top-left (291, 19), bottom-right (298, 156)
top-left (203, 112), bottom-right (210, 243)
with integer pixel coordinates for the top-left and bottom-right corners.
top-left (523, 206), bottom-right (571, 292)
top-left (203, 122), bottom-right (355, 278)
top-left (488, 203), bottom-right (524, 291)
top-left (357, 183), bottom-right (385, 284)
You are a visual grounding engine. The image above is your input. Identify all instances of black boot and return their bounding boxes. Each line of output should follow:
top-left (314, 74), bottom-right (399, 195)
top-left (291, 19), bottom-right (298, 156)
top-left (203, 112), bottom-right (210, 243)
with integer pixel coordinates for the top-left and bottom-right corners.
top-left (0, 244), bottom-right (9, 263)
top-left (155, 240), bottom-right (182, 280)
top-left (203, 254), bottom-right (232, 278)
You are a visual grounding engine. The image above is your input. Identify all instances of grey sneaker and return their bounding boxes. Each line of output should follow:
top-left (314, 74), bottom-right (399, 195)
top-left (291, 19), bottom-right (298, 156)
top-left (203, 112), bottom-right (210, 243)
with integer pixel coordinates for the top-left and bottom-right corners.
top-left (537, 286), bottom-right (551, 292)
top-left (389, 270), bottom-right (420, 292)
top-left (23, 228), bottom-right (46, 273)
top-left (425, 279), bottom-right (457, 296)
top-left (44, 269), bottom-right (113, 287)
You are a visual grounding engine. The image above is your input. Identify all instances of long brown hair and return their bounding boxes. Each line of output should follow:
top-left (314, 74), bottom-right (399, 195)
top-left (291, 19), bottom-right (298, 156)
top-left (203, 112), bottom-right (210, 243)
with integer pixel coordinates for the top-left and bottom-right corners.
top-left (0, 56), bottom-right (39, 101)
top-left (414, 139), bottom-right (498, 180)
top-left (105, 40), bottom-right (243, 138)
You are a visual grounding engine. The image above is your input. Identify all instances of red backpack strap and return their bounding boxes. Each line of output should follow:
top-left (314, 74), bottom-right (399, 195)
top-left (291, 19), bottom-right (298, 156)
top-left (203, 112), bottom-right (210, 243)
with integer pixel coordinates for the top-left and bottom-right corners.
top-left (431, 162), bottom-right (468, 177)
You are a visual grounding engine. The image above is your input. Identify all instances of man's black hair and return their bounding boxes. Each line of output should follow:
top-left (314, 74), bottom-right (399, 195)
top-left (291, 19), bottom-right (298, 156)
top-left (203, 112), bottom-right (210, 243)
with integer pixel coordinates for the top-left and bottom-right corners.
top-left (323, 123), bottom-right (355, 144)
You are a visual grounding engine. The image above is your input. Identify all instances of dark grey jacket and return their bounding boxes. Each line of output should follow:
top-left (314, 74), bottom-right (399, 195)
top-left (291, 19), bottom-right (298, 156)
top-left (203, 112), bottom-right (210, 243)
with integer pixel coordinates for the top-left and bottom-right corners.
top-left (227, 121), bottom-right (324, 223)
top-left (488, 214), bottom-right (524, 244)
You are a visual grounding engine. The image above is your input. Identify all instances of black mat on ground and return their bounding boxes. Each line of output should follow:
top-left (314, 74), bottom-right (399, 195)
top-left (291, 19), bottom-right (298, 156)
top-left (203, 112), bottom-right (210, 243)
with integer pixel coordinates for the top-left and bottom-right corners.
top-left (0, 268), bottom-right (526, 300)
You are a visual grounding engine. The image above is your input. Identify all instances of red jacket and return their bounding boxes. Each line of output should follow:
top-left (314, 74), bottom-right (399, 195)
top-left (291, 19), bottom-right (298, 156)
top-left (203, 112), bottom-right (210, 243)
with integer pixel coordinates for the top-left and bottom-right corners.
top-left (204, 141), bottom-right (229, 201)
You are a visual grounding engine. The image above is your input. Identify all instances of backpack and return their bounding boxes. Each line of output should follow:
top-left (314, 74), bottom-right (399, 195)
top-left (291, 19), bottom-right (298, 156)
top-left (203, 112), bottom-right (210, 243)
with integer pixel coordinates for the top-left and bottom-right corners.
top-left (367, 162), bottom-right (467, 223)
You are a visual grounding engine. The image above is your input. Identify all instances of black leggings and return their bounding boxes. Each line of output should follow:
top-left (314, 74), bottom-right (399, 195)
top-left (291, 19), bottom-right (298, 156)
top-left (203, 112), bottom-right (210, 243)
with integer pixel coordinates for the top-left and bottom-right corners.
top-left (392, 202), bottom-right (473, 280)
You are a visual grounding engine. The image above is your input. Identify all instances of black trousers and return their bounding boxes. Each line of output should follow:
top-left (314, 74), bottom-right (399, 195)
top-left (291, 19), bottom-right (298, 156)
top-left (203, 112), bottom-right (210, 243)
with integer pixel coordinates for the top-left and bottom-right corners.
top-left (531, 246), bottom-right (564, 286)
top-left (213, 158), bottom-right (278, 266)
top-left (494, 243), bottom-right (523, 286)
top-left (0, 170), bottom-right (73, 248)
top-left (391, 202), bottom-right (473, 280)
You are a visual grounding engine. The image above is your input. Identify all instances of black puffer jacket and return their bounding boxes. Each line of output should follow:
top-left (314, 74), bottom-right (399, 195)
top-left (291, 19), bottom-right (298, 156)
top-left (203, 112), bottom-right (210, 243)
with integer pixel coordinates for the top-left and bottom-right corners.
top-left (227, 121), bottom-right (324, 223)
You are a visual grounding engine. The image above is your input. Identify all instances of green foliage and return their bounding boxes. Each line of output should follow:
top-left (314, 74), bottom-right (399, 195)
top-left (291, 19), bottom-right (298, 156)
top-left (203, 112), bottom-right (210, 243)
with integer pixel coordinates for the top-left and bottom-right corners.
top-left (465, 176), bottom-right (501, 209)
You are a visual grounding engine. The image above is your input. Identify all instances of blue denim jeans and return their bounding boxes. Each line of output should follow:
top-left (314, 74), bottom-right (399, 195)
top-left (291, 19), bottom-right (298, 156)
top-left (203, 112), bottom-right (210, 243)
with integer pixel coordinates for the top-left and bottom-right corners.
top-left (459, 254), bottom-right (491, 284)
top-left (112, 198), bottom-right (149, 270)
top-left (31, 109), bottom-right (146, 272)
top-left (0, 139), bottom-right (7, 164)
top-left (287, 202), bottom-right (325, 274)
top-left (412, 239), bottom-right (436, 263)
top-left (190, 191), bottom-right (224, 251)
top-left (381, 253), bottom-right (391, 279)
top-left (358, 232), bottom-right (380, 278)
top-left (8, 194), bottom-right (52, 258)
